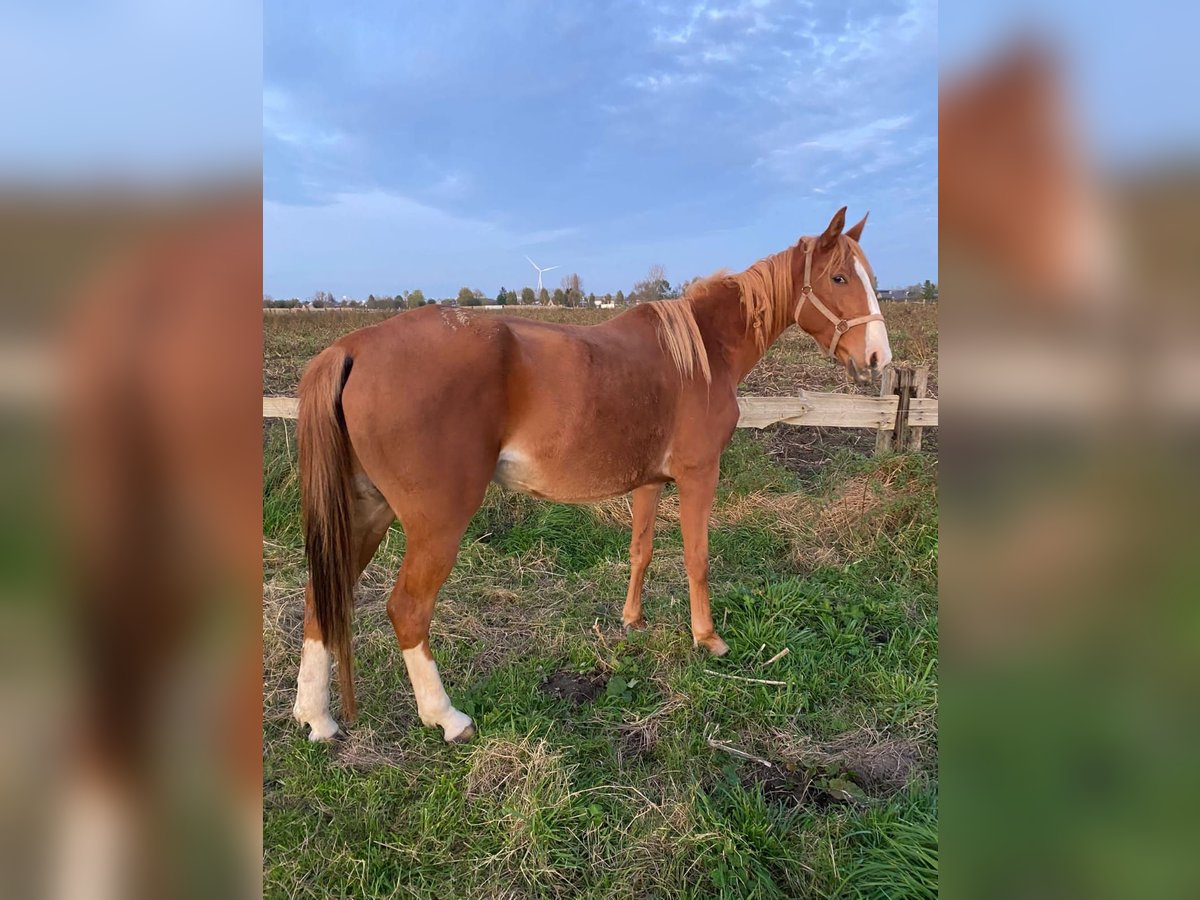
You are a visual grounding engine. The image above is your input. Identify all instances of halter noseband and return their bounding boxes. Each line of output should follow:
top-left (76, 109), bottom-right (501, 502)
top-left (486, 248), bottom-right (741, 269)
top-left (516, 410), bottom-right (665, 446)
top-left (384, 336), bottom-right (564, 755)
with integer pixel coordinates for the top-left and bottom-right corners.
top-left (795, 241), bottom-right (885, 360)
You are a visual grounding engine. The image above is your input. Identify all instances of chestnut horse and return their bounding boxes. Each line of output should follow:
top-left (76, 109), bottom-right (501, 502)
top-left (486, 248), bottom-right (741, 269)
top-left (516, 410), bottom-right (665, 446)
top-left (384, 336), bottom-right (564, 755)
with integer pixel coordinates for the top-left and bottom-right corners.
top-left (293, 207), bottom-right (892, 743)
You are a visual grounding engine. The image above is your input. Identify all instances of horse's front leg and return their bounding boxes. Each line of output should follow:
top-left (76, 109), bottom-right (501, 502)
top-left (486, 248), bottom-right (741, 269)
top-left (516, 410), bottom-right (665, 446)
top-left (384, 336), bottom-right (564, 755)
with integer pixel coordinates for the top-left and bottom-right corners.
top-left (676, 465), bottom-right (729, 656)
top-left (622, 483), bottom-right (664, 629)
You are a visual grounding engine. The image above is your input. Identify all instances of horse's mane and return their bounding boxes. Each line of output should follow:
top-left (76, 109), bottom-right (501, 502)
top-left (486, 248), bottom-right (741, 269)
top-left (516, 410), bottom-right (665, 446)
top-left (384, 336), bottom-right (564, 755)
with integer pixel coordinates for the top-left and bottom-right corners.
top-left (648, 298), bottom-right (712, 384)
top-left (687, 235), bottom-right (861, 352)
top-left (648, 234), bottom-right (860, 380)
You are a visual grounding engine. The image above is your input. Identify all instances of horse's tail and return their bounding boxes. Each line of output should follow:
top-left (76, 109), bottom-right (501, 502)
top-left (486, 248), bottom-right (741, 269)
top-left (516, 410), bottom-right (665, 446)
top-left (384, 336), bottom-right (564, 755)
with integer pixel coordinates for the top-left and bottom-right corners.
top-left (297, 345), bottom-right (358, 720)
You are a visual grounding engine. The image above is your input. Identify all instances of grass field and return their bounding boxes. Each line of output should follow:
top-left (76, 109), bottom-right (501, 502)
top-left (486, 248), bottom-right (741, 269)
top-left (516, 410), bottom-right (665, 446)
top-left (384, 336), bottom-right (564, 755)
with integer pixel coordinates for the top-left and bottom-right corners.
top-left (263, 304), bottom-right (938, 898)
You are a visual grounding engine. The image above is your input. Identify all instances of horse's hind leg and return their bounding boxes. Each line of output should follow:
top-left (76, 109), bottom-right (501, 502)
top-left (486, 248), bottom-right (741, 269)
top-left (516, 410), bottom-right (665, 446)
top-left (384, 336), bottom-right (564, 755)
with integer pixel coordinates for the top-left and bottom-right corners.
top-left (293, 474), bottom-right (394, 740)
top-left (385, 520), bottom-right (476, 742)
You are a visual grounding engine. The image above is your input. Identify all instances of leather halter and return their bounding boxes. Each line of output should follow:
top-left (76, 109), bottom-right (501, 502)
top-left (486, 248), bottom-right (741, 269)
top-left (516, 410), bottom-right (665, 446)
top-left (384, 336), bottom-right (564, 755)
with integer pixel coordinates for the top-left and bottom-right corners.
top-left (794, 241), bottom-right (885, 360)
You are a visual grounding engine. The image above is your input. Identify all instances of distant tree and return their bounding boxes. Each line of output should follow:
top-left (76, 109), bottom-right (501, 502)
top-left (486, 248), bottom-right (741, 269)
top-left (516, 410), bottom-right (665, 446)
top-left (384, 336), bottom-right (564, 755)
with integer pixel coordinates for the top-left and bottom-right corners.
top-left (521, 286), bottom-right (536, 305)
top-left (586, 292), bottom-right (596, 307)
top-left (615, 289), bottom-right (626, 307)
top-left (538, 287), bottom-right (550, 305)
top-left (407, 289), bottom-right (426, 308)
top-left (631, 264), bottom-right (669, 304)
top-left (496, 287), bottom-right (509, 305)
top-left (922, 279), bottom-right (937, 302)
top-left (561, 273), bottom-right (583, 308)
top-left (457, 287), bottom-right (475, 305)
top-left (552, 287), bottom-right (566, 306)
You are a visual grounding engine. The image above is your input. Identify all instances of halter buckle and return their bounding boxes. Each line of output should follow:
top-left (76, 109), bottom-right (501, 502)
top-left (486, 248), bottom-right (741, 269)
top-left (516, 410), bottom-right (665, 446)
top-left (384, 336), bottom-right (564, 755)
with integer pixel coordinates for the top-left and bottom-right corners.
top-left (835, 320), bottom-right (849, 334)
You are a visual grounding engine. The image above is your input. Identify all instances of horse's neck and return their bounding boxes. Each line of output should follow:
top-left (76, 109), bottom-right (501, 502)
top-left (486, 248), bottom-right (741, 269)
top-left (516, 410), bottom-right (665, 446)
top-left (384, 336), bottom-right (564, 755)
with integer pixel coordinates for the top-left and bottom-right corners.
top-left (690, 284), bottom-right (792, 384)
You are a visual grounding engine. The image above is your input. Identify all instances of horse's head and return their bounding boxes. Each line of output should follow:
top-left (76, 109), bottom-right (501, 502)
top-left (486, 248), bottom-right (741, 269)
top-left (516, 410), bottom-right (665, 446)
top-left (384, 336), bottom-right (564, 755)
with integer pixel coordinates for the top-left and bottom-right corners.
top-left (792, 207), bottom-right (892, 384)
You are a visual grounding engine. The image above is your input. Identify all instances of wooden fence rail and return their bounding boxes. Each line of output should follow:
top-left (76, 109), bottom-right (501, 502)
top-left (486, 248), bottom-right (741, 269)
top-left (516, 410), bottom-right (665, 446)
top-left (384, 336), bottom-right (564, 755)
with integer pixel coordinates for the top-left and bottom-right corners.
top-left (263, 366), bottom-right (935, 452)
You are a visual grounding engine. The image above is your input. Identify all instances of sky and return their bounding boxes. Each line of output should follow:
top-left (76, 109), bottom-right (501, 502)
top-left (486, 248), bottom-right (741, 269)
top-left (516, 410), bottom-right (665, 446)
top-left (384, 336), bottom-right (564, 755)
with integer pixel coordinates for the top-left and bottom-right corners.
top-left (263, 0), bottom-right (937, 299)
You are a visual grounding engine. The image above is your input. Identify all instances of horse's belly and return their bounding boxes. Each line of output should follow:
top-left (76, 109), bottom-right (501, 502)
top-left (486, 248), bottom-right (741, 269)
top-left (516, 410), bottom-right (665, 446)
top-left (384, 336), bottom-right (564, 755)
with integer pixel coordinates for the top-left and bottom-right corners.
top-left (492, 446), bottom-right (665, 503)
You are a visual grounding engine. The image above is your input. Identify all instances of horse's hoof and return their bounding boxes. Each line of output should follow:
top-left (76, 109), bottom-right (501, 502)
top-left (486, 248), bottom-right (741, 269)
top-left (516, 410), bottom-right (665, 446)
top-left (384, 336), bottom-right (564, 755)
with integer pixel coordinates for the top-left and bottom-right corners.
top-left (696, 634), bottom-right (730, 657)
top-left (305, 721), bottom-right (343, 743)
top-left (624, 617), bottom-right (648, 632)
top-left (447, 721), bottom-right (476, 744)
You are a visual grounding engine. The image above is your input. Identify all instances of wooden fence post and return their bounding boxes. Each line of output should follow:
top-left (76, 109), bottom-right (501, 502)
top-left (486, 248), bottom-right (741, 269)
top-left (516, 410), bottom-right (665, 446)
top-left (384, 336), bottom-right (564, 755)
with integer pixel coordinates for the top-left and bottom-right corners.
top-left (875, 367), bottom-right (898, 454)
top-left (893, 366), bottom-right (915, 451)
top-left (909, 365), bottom-right (930, 452)
top-left (875, 364), bottom-right (930, 454)
top-left (877, 364), bottom-right (929, 454)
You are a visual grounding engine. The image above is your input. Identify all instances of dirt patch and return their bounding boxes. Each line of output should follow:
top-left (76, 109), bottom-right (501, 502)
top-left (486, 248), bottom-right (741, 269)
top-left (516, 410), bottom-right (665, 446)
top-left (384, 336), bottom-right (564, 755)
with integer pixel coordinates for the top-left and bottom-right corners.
top-left (711, 722), bottom-right (927, 810)
top-left (617, 720), bottom-right (659, 764)
top-left (734, 763), bottom-right (859, 816)
top-left (539, 670), bottom-right (608, 705)
top-left (805, 729), bottom-right (924, 794)
top-left (773, 726), bottom-right (926, 794)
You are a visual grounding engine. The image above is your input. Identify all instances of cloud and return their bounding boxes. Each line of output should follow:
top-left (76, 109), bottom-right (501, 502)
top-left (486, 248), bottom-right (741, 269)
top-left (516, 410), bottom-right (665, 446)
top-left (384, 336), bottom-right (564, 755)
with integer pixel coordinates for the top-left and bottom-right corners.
top-left (798, 115), bottom-right (917, 153)
top-left (625, 71), bottom-right (707, 93)
top-left (263, 86), bottom-right (345, 148)
top-left (264, 0), bottom-right (937, 293)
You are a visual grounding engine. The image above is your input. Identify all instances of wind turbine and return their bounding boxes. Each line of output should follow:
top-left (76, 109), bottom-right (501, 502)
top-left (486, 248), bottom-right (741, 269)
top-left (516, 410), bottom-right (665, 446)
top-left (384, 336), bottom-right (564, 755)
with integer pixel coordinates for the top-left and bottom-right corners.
top-left (525, 255), bottom-right (559, 299)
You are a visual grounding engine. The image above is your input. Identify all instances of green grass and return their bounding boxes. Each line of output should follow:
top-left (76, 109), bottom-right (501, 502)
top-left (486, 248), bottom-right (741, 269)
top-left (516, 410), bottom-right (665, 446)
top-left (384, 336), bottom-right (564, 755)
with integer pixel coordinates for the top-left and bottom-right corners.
top-left (263, 418), bottom-right (937, 898)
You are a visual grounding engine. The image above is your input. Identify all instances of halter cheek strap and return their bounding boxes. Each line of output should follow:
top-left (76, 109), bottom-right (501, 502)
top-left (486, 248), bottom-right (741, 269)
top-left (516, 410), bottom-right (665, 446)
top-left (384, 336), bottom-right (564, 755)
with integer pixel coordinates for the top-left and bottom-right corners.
top-left (795, 243), bottom-right (885, 359)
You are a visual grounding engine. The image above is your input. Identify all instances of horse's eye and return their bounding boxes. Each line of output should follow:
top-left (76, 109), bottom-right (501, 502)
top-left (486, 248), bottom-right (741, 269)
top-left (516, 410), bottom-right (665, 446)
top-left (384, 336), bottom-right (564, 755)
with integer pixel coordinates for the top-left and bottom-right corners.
top-left (832, 274), bottom-right (847, 285)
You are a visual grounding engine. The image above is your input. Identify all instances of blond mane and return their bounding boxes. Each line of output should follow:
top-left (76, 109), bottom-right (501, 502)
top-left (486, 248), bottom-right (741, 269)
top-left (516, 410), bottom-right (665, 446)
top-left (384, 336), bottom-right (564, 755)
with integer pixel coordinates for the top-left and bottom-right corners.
top-left (686, 235), bottom-right (862, 352)
top-left (648, 234), bottom-right (863, 378)
top-left (648, 298), bottom-right (712, 384)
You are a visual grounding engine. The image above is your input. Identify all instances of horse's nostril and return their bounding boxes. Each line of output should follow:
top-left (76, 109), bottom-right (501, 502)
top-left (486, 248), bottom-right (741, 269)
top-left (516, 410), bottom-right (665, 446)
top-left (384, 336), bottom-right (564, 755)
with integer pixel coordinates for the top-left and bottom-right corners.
top-left (869, 352), bottom-right (879, 369)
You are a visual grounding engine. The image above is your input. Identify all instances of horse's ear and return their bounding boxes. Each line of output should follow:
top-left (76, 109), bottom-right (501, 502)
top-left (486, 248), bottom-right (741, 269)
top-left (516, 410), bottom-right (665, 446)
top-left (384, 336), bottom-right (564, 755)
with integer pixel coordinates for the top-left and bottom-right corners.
top-left (818, 206), bottom-right (847, 250)
top-left (845, 211), bottom-right (868, 243)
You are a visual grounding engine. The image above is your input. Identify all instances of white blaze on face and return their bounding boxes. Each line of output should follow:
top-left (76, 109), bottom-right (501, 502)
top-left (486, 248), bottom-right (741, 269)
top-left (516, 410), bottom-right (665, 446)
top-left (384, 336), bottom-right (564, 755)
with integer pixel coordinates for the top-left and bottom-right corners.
top-left (293, 638), bottom-right (340, 741)
top-left (402, 644), bottom-right (474, 742)
top-left (854, 258), bottom-right (892, 370)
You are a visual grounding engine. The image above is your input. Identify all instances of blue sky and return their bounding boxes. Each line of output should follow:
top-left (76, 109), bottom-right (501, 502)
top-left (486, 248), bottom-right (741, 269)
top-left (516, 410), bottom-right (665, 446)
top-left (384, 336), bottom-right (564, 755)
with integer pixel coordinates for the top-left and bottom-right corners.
top-left (264, 0), bottom-right (937, 299)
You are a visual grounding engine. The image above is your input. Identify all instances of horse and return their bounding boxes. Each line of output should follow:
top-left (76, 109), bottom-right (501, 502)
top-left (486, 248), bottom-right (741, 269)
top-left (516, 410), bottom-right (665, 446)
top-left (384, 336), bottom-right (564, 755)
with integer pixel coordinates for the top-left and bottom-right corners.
top-left (292, 206), bottom-right (892, 743)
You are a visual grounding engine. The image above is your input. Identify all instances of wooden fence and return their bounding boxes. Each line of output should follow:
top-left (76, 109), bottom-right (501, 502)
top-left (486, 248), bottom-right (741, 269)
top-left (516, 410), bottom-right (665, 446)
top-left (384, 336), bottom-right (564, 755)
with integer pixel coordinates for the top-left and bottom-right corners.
top-left (263, 364), bottom-right (936, 453)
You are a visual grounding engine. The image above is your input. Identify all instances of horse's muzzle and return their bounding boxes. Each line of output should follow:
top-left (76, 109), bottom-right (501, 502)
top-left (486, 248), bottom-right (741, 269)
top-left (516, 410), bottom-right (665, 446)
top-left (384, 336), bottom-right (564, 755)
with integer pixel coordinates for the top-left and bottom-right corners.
top-left (845, 357), bottom-right (875, 386)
